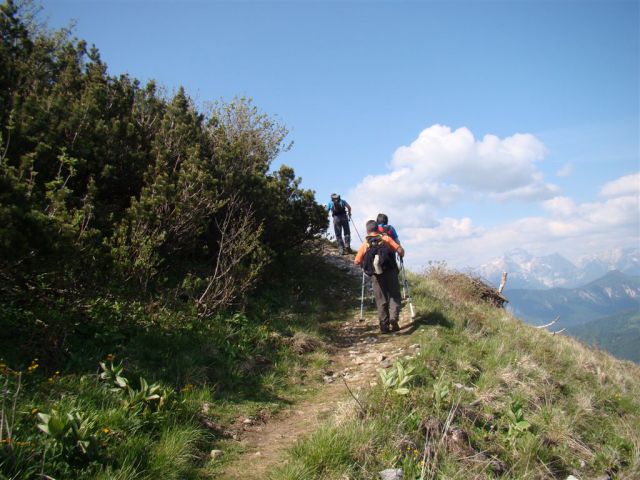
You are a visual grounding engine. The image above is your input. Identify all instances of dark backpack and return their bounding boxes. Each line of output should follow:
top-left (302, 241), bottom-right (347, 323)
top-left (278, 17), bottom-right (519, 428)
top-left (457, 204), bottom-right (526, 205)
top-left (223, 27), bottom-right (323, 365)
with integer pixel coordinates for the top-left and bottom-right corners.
top-left (331, 200), bottom-right (346, 216)
top-left (361, 235), bottom-right (397, 276)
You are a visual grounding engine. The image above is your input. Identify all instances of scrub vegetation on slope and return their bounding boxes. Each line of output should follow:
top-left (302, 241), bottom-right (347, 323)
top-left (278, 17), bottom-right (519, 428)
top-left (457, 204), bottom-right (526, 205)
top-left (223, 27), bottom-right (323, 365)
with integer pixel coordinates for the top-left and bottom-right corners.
top-left (274, 265), bottom-right (640, 479)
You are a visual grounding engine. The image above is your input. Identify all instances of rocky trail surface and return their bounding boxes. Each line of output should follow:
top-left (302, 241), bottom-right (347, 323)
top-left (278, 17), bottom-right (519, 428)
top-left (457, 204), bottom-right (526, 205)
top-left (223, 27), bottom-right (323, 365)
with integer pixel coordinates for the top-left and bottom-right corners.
top-left (218, 246), bottom-right (421, 479)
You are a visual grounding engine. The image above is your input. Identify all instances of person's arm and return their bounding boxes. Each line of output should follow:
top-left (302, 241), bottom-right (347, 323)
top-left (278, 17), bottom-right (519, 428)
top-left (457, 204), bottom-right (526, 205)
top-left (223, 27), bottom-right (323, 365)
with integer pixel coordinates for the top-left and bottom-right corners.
top-left (354, 243), bottom-right (367, 265)
top-left (383, 235), bottom-right (405, 258)
top-left (344, 201), bottom-right (352, 217)
top-left (326, 201), bottom-right (332, 212)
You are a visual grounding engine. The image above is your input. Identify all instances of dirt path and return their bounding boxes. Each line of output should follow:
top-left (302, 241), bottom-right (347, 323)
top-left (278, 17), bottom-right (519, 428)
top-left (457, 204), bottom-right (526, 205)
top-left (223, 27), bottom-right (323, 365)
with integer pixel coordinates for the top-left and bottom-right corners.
top-left (218, 247), bottom-right (421, 479)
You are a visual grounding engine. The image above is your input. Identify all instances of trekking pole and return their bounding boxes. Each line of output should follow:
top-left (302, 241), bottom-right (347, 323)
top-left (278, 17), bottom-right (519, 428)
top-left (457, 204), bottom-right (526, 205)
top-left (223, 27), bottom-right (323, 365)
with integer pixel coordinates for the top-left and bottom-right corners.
top-left (398, 254), bottom-right (406, 299)
top-left (400, 258), bottom-right (416, 318)
top-left (349, 216), bottom-right (363, 243)
top-left (359, 270), bottom-right (365, 320)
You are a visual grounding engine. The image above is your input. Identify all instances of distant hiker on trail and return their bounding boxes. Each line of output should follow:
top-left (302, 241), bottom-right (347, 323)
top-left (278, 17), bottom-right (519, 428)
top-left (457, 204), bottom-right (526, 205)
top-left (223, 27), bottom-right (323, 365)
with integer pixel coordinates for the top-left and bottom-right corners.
top-left (376, 213), bottom-right (400, 244)
top-left (354, 220), bottom-right (405, 333)
top-left (327, 193), bottom-right (352, 254)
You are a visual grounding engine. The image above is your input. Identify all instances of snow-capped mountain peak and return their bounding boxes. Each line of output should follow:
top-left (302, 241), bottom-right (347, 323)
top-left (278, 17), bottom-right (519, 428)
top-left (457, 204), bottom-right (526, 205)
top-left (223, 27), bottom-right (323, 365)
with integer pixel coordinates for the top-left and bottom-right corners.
top-left (474, 248), bottom-right (640, 290)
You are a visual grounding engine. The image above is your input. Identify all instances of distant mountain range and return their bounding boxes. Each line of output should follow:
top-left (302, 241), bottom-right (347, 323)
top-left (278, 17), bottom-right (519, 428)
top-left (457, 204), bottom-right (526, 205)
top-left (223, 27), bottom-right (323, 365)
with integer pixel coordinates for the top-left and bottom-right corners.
top-left (475, 248), bottom-right (640, 364)
top-left (568, 310), bottom-right (640, 363)
top-left (474, 247), bottom-right (640, 290)
top-left (506, 270), bottom-right (640, 327)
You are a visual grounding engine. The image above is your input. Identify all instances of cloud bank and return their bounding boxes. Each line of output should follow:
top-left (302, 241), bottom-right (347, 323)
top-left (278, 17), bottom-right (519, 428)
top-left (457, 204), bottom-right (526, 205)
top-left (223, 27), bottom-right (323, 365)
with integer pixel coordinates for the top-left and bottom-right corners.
top-left (400, 181), bottom-right (639, 270)
top-left (350, 125), bottom-right (559, 227)
top-left (347, 125), bottom-right (639, 270)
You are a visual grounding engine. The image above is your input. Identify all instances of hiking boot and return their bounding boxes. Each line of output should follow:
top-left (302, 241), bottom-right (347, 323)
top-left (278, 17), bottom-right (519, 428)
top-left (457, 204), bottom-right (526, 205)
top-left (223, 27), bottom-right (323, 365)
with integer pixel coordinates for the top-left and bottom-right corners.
top-left (380, 322), bottom-right (391, 334)
top-left (390, 322), bottom-right (400, 332)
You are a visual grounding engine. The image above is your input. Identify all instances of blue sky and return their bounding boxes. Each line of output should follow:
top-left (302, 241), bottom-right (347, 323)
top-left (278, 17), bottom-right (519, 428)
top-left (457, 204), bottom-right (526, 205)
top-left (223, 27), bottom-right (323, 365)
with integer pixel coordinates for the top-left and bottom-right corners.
top-left (41, 0), bottom-right (639, 269)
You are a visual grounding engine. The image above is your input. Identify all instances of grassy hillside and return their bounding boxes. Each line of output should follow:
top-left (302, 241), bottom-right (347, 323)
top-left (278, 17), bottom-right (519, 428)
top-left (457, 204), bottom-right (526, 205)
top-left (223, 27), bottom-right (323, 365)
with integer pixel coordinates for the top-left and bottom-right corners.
top-left (274, 267), bottom-right (640, 479)
top-left (568, 310), bottom-right (640, 364)
top-left (0, 248), bottom-right (357, 479)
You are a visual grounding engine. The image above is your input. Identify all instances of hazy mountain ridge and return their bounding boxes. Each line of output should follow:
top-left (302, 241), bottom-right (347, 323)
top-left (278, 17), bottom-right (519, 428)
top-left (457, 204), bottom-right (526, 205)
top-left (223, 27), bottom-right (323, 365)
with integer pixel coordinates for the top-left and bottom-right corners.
top-left (506, 270), bottom-right (640, 327)
top-left (475, 247), bottom-right (640, 289)
top-left (568, 310), bottom-right (640, 363)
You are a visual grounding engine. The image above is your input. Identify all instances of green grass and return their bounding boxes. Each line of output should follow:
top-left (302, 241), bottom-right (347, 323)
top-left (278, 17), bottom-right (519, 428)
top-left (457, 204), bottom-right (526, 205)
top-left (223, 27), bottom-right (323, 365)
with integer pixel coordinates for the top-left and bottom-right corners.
top-left (0, 248), bottom-right (359, 479)
top-left (147, 424), bottom-right (203, 479)
top-left (271, 267), bottom-right (640, 479)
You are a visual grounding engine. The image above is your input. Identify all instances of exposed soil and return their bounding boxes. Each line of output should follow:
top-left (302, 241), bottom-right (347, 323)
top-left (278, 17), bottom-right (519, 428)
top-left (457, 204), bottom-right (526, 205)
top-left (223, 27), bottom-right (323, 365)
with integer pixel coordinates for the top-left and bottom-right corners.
top-left (218, 245), bottom-right (421, 479)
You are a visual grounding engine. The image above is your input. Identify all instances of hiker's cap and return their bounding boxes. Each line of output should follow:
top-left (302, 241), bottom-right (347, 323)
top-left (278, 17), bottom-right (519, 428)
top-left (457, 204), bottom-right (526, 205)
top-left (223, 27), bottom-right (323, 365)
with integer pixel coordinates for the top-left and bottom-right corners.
top-left (330, 193), bottom-right (340, 200)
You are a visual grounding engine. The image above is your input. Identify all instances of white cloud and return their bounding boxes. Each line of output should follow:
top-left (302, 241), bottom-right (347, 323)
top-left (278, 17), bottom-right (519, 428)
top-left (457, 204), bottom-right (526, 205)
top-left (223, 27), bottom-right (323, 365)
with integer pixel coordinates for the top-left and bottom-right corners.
top-left (348, 125), bottom-right (558, 238)
top-left (386, 173), bottom-right (640, 270)
top-left (600, 172), bottom-right (640, 197)
top-left (489, 172), bottom-right (560, 201)
top-left (390, 125), bottom-right (551, 195)
top-left (346, 128), bottom-right (637, 271)
top-left (542, 196), bottom-right (576, 217)
top-left (556, 163), bottom-right (574, 177)
top-left (404, 218), bottom-right (478, 244)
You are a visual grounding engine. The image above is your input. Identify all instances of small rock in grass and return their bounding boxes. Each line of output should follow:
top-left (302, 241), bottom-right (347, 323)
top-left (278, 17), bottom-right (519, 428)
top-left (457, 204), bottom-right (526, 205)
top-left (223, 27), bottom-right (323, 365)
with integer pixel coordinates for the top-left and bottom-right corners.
top-left (243, 418), bottom-right (253, 425)
top-left (209, 449), bottom-right (223, 459)
top-left (453, 383), bottom-right (475, 392)
top-left (379, 468), bottom-right (403, 480)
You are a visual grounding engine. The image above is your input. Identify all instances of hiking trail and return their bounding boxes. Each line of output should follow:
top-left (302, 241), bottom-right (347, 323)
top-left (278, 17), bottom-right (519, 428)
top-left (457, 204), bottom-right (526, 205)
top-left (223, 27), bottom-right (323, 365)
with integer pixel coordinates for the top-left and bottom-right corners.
top-left (219, 245), bottom-right (422, 479)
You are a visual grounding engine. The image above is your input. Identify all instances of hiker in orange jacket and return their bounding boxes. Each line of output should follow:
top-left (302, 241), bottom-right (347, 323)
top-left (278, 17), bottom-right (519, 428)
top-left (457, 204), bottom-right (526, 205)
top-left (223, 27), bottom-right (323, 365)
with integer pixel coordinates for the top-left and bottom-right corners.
top-left (355, 220), bottom-right (405, 333)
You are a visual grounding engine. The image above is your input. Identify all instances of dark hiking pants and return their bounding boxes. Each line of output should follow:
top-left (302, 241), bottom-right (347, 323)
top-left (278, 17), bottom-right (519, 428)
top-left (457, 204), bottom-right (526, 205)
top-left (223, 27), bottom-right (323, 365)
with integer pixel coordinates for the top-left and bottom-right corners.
top-left (333, 214), bottom-right (351, 249)
top-left (372, 268), bottom-right (402, 332)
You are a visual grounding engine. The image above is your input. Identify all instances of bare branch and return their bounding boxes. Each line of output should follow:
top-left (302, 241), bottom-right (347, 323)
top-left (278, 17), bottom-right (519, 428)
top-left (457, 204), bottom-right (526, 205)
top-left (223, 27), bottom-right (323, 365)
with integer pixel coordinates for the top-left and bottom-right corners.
top-left (341, 377), bottom-right (366, 417)
top-left (497, 272), bottom-right (508, 294)
top-left (196, 193), bottom-right (263, 317)
top-left (535, 316), bottom-right (560, 329)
